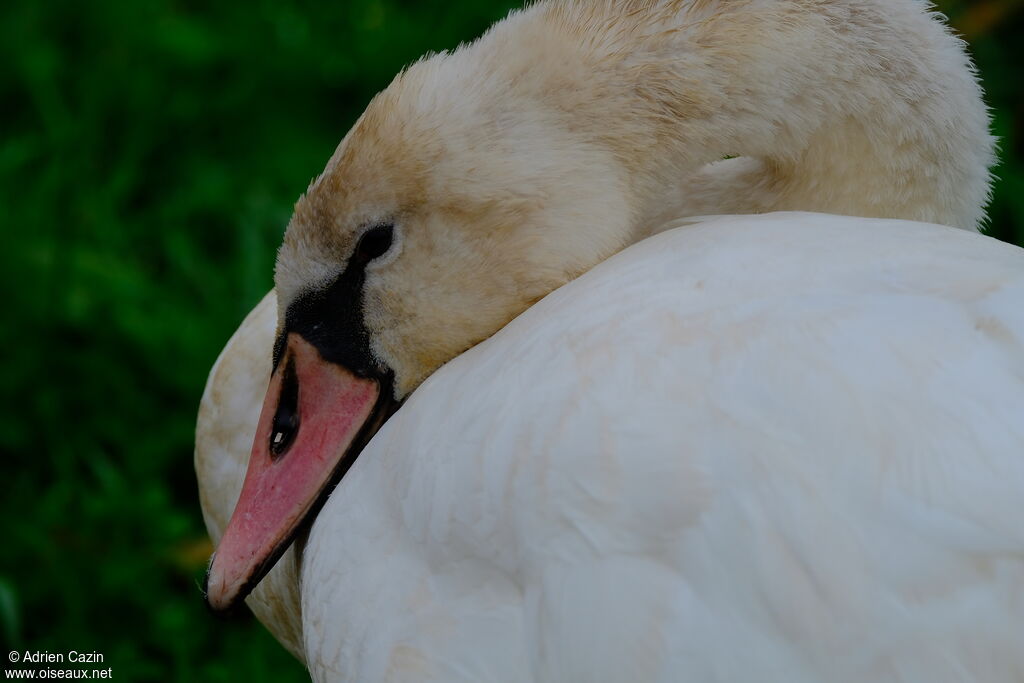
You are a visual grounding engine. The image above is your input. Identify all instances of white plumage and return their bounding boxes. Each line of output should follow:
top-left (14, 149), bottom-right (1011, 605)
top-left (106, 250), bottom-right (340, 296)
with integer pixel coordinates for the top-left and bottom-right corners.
top-left (300, 214), bottom-right (1024, 681)
top-left (201, 214), bottom-right (1024, 680)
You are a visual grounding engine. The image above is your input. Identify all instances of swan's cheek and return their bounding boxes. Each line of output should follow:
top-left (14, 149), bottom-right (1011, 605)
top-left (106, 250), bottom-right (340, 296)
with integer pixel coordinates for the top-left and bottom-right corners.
top-left (362, 275), bottom-right (501, 398)
top-left (364, 286), bottom-right (461, 399)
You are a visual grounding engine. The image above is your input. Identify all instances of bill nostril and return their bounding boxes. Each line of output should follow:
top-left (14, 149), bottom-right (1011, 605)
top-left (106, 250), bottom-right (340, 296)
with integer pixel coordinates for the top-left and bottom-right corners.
top-left (270, 358), bottom-right (300, 457)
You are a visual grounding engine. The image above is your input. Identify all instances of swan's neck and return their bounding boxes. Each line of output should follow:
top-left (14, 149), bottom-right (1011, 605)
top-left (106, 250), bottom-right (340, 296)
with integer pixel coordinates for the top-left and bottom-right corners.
top-left (488, 0), bottom-right (993, 233)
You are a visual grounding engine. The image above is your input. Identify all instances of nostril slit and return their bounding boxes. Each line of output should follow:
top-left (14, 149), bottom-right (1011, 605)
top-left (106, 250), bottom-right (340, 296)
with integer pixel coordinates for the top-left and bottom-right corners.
top-left (270, 358), bottom-right (300, 457)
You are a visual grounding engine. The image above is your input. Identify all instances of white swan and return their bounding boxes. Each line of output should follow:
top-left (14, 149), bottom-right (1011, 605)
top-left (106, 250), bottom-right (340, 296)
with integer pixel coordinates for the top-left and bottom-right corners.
top-left (194, 0), bottom-right (1020, 678)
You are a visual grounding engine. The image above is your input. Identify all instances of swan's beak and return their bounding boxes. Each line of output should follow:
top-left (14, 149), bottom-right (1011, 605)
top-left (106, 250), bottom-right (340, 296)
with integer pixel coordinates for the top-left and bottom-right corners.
top-left (204, 333), bottom-right (390, 611)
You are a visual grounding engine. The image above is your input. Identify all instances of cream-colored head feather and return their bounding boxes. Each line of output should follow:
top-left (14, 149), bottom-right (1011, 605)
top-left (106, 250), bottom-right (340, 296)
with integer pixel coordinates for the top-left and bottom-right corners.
top-left (275, 0), bottom-right (993, 398)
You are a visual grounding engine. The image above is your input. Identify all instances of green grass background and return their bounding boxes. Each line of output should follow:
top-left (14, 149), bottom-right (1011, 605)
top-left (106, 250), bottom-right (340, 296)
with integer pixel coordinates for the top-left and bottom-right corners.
top-left (2, 1), bottom-right (1021, 680)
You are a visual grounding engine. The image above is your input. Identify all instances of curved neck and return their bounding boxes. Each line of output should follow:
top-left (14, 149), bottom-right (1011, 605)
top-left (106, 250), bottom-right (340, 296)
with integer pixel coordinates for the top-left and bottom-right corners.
top-left (504, 0), bottom-right (992, 233)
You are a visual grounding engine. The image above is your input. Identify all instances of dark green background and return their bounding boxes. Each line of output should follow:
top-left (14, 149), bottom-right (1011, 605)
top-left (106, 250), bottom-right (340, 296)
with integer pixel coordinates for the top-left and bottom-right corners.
top-left (2, 1), bottom-right (1021, 680)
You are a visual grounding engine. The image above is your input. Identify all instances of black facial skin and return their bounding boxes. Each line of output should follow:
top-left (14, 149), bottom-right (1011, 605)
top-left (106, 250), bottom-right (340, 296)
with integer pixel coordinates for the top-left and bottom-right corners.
top-left (270, 222), bottom-right (400, 464)
top-left (272, 223), bottom-right (396, 377)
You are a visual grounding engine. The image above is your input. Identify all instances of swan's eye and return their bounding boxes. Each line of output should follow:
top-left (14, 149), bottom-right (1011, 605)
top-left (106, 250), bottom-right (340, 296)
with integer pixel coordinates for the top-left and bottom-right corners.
top-left (354, 224), bottom-right (394, 264)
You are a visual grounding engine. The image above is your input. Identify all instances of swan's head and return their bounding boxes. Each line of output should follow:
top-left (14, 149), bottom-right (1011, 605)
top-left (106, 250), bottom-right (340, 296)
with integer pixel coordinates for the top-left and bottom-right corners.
top-left (205, 49), bottom-right (631, 610)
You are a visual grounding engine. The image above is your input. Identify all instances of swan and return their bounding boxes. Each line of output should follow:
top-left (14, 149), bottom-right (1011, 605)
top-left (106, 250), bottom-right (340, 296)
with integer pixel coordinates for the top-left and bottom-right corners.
top-left (194, 0), bottom-right (1021, 678)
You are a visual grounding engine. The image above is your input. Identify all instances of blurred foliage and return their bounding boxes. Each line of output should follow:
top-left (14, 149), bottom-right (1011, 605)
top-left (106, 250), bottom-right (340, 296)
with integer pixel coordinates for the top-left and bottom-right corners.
top-left (1, 0), bottom-right (1020, 680)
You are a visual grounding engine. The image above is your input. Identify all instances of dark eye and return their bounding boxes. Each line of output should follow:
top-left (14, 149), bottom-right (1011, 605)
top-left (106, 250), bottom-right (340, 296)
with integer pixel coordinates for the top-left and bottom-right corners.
top-left (354, 223), bottom-right (394, 263)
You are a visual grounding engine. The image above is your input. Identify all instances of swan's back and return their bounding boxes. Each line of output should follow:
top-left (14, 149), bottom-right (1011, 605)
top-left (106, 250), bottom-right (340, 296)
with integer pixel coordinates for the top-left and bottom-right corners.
top-left (303, 213), bottom-right (1024, 682)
